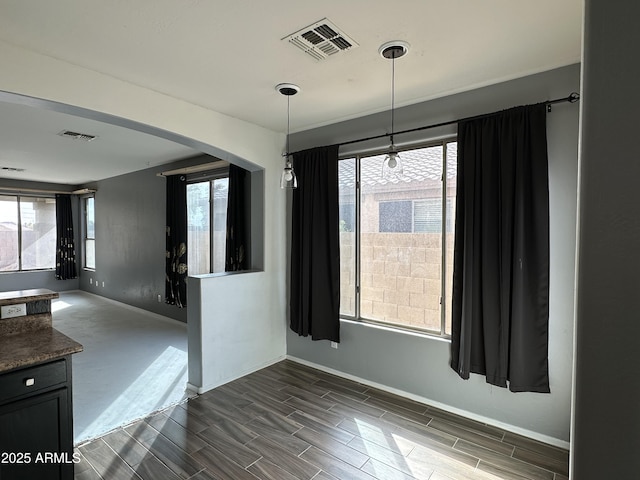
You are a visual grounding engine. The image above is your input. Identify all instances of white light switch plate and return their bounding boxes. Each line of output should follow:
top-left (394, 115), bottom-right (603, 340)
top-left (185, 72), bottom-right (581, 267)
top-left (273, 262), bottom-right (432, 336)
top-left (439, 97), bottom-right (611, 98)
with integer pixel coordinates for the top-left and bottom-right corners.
top-left (1, 303), bottom-right (27, 319)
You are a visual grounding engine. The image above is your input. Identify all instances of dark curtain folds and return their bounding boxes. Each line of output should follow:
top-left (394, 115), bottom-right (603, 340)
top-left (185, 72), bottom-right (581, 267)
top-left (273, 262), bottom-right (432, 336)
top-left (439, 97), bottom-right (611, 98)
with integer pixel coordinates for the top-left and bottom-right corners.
top-left (165, 175), bottom-right (188, 307)
top-left (450, 103), bottom-right (550, 393)
top-left (225, 164), bottom-right (248, 272)
top-left (290, 145), bottom-right (340, 342)
top-left (55, 194), bottom-right (77, 280)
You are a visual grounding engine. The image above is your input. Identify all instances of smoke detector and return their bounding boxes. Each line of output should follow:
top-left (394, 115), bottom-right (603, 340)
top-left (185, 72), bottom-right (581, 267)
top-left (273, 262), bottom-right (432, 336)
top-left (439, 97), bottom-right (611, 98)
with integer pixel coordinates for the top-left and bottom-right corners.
top-left (283, 18), bottom-right (359, 61)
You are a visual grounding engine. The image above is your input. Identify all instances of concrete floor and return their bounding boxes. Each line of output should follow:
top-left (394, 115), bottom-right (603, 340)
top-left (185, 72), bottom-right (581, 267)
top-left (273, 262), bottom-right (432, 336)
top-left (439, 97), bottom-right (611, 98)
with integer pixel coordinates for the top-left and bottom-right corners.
top-left (52, 291), bottom-right (190, 444)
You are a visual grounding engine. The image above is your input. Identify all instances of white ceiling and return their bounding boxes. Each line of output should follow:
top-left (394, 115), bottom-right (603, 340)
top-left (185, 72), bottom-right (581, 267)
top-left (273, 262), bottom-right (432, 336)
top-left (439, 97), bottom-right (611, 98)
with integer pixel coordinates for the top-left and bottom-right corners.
top-left (0, 0), bottom-right (582, 186)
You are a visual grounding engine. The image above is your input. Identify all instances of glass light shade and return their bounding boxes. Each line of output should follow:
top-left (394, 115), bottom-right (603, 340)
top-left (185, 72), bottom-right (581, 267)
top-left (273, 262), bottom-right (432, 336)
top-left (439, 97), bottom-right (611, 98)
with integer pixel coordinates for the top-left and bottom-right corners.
top-left (280, 160), bottom-right (298, 189)
top-left (381, 148), bottom-right (404, 180)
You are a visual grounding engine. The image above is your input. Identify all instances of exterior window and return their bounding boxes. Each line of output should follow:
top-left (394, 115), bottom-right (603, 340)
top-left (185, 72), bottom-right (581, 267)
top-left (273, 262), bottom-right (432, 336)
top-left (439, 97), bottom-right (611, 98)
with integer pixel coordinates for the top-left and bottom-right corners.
top-left (0, 195), bottom-right (56, 271)
top-left (187, 176), bottom-right (228, 275)
top-left (338, 141), bottom-right (457, 335)
top-left (84, 196), bottom-right (95, 269)
top-left (379, 201), bottom-right (412, 232)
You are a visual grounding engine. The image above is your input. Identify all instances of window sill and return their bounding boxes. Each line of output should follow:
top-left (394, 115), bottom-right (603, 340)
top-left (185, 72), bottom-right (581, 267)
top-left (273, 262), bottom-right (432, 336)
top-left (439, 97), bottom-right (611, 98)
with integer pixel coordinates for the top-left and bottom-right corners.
top-left (190, 269), bottom-right (263, 279)
top-left (0, 269), bottom-right (55, 274)
top-left (340, 317), bottom-right (451, 343)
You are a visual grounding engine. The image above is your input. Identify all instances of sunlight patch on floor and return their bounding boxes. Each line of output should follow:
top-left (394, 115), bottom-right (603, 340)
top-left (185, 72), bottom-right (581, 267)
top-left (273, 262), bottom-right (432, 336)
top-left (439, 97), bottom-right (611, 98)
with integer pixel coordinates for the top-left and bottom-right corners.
top-left (77, 345), bottom-right (188, 443)
top-left (52, 300), bottom-right (72, 312)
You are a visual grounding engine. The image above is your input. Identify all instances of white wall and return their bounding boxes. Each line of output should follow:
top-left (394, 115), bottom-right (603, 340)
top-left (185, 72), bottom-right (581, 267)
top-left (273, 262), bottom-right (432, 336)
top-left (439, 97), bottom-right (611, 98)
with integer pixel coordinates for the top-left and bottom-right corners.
top-left (287, 65), bottom-right (580, 447)
top-left (187, 272), bottom-right (286, 392)
top-left (0, 39), bottom-right (288, 390)
top-left (572, 1), bottom-right (640, 478)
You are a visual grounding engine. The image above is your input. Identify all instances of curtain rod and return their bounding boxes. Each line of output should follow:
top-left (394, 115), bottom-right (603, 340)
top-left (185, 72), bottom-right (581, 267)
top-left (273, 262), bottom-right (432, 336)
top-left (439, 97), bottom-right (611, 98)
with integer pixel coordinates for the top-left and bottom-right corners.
top-left (0, 186), bottom-right (96, 195)
top-left (157, 160), bottom-right (229, 177)
top-left (287, 92), bottom-right (580, 156)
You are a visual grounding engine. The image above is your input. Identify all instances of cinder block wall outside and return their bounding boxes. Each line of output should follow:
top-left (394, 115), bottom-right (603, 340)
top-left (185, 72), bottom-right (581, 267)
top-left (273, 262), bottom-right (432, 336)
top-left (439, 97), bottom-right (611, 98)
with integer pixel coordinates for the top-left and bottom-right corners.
top-left (340, 231), bottom-right (454, 333)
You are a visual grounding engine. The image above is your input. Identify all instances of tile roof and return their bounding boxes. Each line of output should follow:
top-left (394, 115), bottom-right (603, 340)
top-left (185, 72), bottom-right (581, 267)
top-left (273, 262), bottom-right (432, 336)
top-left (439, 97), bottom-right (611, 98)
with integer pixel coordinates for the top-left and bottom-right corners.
top-left (339, 144), bottom-right (457, 188)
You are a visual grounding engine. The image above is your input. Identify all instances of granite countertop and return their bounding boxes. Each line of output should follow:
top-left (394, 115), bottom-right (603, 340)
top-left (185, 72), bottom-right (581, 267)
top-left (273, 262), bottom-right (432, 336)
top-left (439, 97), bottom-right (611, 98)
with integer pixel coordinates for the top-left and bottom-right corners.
top-left (0, 288), bottom-right (83, 373)
top-left (0, 327), bottom-right (83, 373)
top-left (0, 288), bottom-right (59, 306)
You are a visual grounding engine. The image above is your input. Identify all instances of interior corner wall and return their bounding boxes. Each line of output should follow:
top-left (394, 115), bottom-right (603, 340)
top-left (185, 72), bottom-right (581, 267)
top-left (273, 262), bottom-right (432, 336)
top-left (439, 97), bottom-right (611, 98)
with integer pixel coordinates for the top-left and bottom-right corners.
top-left (572, 1), bottom-right (640, 478)
top-left (0, 179), bottom-right (80, 293)
top-left (78, 161), bottom-right (189, 322)
top-left (287, 64), bottom-right (580, 445)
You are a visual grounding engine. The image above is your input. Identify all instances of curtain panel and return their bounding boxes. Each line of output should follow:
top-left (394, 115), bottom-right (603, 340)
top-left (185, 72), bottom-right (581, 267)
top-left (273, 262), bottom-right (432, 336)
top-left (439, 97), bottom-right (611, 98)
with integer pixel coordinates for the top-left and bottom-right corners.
top-left (225, 164), bottom-right (248, 272)
top-left (55, 194), bottom-right (77, 280)
top-left (165, 175), bottom-right (188, 307)
top-left (290, 145), bottom-right (340, 342)
top-left (450, 103), bottom-right (550, 393)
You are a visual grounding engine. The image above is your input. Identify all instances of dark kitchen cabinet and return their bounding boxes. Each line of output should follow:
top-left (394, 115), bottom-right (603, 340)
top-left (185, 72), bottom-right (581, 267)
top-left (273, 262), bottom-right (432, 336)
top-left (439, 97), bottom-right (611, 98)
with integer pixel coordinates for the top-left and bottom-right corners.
top-left (0, 356), bottom-right (75, 480)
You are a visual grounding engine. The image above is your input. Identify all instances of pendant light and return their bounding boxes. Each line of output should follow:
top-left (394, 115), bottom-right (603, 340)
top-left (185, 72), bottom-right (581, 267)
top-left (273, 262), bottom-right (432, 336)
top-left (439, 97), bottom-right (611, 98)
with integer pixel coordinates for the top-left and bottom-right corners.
top-left (379, 41), bottom-right (409, 180)
top-left (276, 83), bottom-right (300, 189)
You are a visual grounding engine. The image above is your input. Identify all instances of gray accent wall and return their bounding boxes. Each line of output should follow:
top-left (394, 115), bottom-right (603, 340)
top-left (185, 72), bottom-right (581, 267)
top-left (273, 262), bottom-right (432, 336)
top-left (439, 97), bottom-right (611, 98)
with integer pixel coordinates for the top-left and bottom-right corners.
top-left (572, 1), bottom-right (640, 478)
top-left (287, 64), bottom-right (580, 445)
top-left (78, 154), bottom-right (265, 324)
top-left (78, 160), bottom-right (186, 321)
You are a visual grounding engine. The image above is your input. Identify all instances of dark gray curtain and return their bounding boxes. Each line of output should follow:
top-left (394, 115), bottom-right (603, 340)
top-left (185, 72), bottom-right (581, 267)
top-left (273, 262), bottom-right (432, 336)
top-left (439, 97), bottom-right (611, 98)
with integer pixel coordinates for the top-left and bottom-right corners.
top-left (55, 194), bottom-right (77, 280)
top-left (165, 175), bottom-right (187, 307)
top-left (225, 164), bottom-right (248, 272)
top-left (290, 145), bottom-right (340, 342)
top-left (450, 103), bottom-right (550, 393)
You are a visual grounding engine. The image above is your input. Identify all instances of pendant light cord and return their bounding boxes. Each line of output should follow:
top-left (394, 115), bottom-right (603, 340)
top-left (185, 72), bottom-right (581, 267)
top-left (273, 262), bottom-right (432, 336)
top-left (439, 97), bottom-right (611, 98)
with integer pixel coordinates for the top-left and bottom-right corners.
top-left (390, 54), bottom-right (395, 144)
top-left (286, 95), bottom-right (291, 162)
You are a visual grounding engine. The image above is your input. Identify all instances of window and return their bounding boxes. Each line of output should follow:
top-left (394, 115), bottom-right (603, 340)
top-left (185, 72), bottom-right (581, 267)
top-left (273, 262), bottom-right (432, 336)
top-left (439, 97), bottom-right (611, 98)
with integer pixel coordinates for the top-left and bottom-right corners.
top-left (187, 175), bottom-right (228, 275)
top-left (84, 196), bottom-right (95, 269)
top-left (0, 195), bottom-right (56, 271)
top-left (338, 141), bottom-right (457, 335)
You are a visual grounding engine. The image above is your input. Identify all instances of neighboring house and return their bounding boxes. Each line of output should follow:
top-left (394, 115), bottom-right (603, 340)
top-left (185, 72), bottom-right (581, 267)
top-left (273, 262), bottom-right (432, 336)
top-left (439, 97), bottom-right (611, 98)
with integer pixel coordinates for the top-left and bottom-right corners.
top-left (0, 222), bottom-right (19, 271)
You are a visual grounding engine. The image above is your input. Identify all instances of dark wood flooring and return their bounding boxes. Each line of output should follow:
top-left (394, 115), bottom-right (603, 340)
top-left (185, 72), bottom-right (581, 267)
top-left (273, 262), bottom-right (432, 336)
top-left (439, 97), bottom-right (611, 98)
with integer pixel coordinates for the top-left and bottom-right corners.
top-left (75, 360), bottom-right (569, 480)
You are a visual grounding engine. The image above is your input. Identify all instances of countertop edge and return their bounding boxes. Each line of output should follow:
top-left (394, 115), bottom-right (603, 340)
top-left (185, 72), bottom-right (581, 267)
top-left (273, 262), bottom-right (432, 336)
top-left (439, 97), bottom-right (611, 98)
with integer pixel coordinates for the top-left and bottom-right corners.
top-left (0, 288), bottom-right (60, 306)
top-left (0, 327), bottom-right (84, 374)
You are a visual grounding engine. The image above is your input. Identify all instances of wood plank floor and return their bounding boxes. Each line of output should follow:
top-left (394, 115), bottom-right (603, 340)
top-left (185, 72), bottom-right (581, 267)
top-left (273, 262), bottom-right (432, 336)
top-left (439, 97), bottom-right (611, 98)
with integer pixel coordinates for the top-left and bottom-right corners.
top-left (75, 360), bottom-right (569, 480)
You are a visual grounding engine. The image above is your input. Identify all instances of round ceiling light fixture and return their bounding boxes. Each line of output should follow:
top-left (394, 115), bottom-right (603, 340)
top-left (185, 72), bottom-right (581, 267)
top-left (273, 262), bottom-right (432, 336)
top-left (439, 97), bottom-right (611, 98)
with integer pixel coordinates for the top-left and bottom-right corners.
top-left (275, 83), bottom-right (300, 96)
top-left (378, 40), bottom-right (410, 60)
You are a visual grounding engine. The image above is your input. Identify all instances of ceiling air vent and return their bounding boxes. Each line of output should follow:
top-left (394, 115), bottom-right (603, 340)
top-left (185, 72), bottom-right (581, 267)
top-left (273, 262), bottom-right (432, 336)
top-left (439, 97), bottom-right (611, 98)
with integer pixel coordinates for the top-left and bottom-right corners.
top-left (283, 18), bottom-right (359, 61)
top-left (58, 130), bottom-right (97, 142)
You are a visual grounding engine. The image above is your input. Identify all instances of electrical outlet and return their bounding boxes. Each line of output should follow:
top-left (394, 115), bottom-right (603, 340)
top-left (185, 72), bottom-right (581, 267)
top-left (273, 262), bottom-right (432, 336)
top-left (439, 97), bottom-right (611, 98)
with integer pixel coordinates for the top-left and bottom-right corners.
top-left (157, 294), bottom-right (162, 303)
top-left (89, 278), bottom-right (92, 284)
top-left (102, 281), bottom-right (105, 287)
top-left (331, 341), bottom-right (338, 349)
top-left (1, 303), bottom-right (27, 319)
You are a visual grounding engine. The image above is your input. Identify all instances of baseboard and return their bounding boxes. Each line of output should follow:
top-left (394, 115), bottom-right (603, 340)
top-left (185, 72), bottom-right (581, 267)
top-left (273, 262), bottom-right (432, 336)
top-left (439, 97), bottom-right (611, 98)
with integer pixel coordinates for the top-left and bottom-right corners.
top-left (58, 290), bottom-right (186, 327)
top-left (186, 383), bottom-right (201, 395)
top-left (192, 354), bottom-right (286, 395)
top-left (286, 355), bottom-right (570, 451)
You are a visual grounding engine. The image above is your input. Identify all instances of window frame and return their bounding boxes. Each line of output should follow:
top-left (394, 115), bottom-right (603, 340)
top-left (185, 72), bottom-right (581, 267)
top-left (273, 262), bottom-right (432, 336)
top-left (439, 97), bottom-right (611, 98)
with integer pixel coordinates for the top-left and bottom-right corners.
top-left (83, 195), bottom-right (95, 271)
top-left (0, 193), bottom-right (57, 272)
top-left (186, 168), bottom-right (229, 275)
top-left (339, 138), bottom-right (457, 338)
